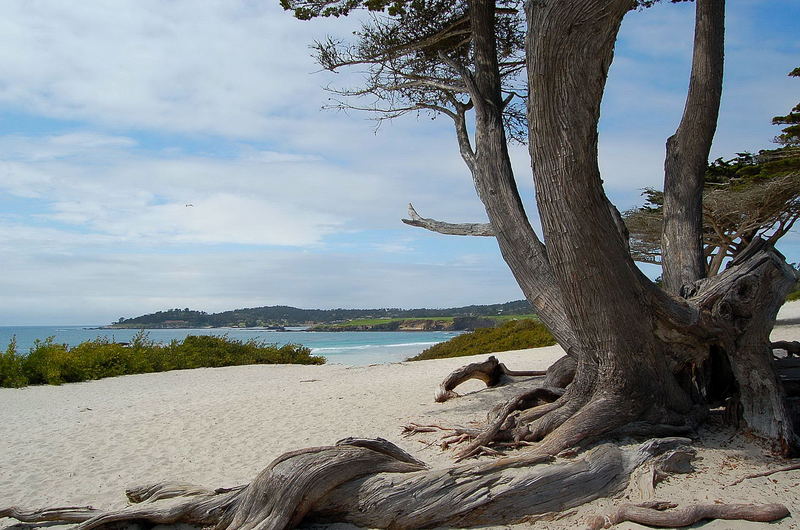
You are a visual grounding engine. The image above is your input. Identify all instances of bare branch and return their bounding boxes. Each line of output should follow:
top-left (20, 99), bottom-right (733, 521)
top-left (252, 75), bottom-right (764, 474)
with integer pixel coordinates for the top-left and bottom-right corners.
top-left (588, 502), bottom-right (789, 529)
top-left (437, 50), bottom-right (483, 112)
top-left (447, 95), bottom-right (476, 169)
top-left (402, 203), bottom-right (494, 236)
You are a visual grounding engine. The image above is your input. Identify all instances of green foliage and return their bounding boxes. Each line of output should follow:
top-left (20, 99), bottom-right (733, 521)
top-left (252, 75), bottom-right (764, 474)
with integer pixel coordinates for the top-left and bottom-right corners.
top-left (0, 337), bottom-right (27, 388)
top-left (406, 319), bottom-right (556, 361)
top-left (624, 148), bottom-right (800, 271)
top-left (0, 333), bottom-right (324, 388)
top-left (312, 317), bottom-right (456, 331)
top-left (773, 67), bottom-right (800, 147)
top-left (705, 150), bottom-right (800, 185)
top-left (280, 0), bottom-right (412, 19)
top-left (785, 263), bottom-right (800, 302)
top-left (625, 67), bottom-right (800, 270)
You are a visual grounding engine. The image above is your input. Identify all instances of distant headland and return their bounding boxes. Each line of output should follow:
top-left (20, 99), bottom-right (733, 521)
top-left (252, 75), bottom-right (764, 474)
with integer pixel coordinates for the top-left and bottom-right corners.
top-left (106, 301), bottom-right (536, 331)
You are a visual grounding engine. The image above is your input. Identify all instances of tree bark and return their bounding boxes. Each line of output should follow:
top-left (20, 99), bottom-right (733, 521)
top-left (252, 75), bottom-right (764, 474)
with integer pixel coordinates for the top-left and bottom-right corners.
top-left (522, 0), bottom-right (697, 455)
top-left (433, 355), bottom-right (545, 402)
top-left (661, 0), bottom-right (725, 294)
top-left (698, 247), bottom-right (797, 450)
top-left (459, 0), bottom-right (578, 354)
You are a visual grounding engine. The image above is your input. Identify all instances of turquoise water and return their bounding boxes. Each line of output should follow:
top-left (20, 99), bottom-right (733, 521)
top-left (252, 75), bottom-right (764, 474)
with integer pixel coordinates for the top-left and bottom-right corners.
top-left (0, 326), bottom-right (459, 365)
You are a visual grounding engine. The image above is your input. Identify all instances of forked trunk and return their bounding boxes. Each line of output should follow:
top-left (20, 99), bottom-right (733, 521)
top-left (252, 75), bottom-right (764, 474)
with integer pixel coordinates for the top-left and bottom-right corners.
top-left (522, 0), bottom-right (695, 451)
top-left (662, 0), bottom-right (725, 294)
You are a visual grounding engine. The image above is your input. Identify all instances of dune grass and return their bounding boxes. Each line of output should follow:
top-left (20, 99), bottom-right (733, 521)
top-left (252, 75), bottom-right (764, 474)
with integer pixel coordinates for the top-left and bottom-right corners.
top-left (407, 319), bottom-right (556, 361)
top-left (0, 332), bottom-right (324, 388)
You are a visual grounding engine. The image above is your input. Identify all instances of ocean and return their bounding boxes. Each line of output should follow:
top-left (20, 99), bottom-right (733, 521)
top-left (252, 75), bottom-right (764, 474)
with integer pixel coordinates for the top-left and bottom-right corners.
top-left (0, 326), bottom-right (460, 366)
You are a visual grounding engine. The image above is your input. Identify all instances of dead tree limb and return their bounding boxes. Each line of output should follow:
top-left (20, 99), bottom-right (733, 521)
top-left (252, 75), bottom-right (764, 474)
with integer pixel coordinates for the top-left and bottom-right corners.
top-left (402, 203), bottom-right (495, 236)
top-left (1, 437), bottom-right (694, 530)
top-left (434, 354), bottom-right (575, 402)
top-left (773, 340), bottom-right (800, 357)
top-left (0, 506), bottom-right (100, 523)
top-left (727, 461), bottom-right (800, 487)
top-left (587, 501), bottom-right (789, 529)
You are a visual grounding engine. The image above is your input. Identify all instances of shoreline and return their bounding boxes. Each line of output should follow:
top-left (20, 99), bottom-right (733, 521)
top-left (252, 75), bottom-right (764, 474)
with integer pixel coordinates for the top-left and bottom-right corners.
top-left (3, 303), bottom-right (800, 528)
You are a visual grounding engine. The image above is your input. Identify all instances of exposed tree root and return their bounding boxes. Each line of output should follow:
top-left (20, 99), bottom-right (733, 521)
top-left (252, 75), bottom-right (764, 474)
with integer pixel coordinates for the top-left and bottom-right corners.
top-left (727, 461), bottom-right (800, 487)
top-left (401, 422), bottom-right (460, 435)
top-left (1, 437), bottom-right (694, 529)
top-left (524, 395), bottom-right (645, 457)
top-left (630, 445), bottom-right (697, 499)
top-left (587, 501), bottom-right (790, 529)
top-left (420, 355), bottom-right (581, 458)
top-left (455, 386), bottom-right (565, 460)
top-left (434, 354), bottom-right (575, 402)
top-left (441, 432), bottom-right (473, 449)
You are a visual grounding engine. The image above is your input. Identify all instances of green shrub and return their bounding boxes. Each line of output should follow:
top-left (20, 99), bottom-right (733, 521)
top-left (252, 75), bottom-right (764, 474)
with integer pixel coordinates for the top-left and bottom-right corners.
top-left (786, 286), bottom-right (800, 302)
top-left (21, 338), bottom-right (71, 385)
top-left (407, 319), bottom-right (556, 361)
top-left (0, 337), bottom-right (27, 388)
top-left (0, 333), bottom-right (325, 388)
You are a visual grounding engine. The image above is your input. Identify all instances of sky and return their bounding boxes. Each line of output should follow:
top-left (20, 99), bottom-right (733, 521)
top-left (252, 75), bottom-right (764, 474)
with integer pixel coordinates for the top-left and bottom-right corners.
top-left (0, 1), bottom-right (798, 325)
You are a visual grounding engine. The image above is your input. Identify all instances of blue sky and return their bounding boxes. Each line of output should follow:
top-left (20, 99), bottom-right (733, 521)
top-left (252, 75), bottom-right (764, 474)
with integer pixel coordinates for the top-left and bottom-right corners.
top-left (0, 1), bottom-right (798, 325)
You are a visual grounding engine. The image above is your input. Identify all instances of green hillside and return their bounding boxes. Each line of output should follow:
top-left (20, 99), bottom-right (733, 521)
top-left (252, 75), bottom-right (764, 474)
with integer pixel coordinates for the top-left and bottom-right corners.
top-left (109, 300), bottom-right (535, 329)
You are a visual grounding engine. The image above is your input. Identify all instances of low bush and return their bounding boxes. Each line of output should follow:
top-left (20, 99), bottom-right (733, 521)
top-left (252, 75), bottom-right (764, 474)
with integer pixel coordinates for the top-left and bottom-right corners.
top-left (786, 287), bottom-right (800, 302)
top-left (0, 332), bottom-right (324, 388)
top-left (407, 319), bottom-right (556, 361)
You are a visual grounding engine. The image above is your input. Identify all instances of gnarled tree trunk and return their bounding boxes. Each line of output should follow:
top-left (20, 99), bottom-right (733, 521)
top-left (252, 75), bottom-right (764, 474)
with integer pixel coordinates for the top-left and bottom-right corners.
top-left (662, 0), bottom-right (725, 294)
top-left (443, 0), bottom-right (798, 457)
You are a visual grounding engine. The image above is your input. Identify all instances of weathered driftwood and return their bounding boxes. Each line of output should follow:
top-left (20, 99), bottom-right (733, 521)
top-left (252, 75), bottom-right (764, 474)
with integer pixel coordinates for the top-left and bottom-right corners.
top-left (631, 445), bottom-right (697, 499)
top-left (2, 437), bottom-right (694, 529)
top-left (773, 340), bottom-right (800, 357)
top-left (434, 354), bottom-right (575, 402)
top-left (587, 501), bottom-right (789, 529)
top-left (0, 506), bottom-right (100, 523)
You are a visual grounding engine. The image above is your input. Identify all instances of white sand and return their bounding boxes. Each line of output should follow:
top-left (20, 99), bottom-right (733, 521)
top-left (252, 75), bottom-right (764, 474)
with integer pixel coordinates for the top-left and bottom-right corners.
top-left (3, 303), bottom-right (800, 529)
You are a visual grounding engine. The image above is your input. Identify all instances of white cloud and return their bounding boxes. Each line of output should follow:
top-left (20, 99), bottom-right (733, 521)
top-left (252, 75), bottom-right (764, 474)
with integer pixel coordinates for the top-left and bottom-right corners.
top-left (0, 126), bottom-right (489, 250)
top-left (0, 1), bottom-right (354, 138)
top-left (0, 0), bottom-right (798, 324)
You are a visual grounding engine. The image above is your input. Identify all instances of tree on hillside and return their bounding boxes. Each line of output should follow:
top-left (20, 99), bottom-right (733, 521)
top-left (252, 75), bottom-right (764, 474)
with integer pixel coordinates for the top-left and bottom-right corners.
top-left (624, 69), bottom-right (800, 276)
top-left (6, 1), bottom-right (797, 528)
top-left (624, 147), bottom-right (800, 275)
top-left (773, 67), bottom-right (800, 147)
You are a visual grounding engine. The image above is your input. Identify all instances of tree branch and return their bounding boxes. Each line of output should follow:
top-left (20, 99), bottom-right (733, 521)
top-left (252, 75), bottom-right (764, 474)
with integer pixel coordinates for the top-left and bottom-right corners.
top-left (588, 502), bottom-right (789, 529)
top-left (661, 0), bottom-right (725, 293)
top-left (402, 203), bottom-right (494, 236)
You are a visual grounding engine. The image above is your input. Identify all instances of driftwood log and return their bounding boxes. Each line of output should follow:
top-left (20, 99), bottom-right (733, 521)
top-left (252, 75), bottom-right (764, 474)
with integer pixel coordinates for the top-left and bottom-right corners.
top-left (2, 437), bottom-right (700, 529)
top-left (434, 354), bottom-right (575, 402)
top-left (773, 340), bottom-right (800, 357)
top-left (587, 501), bottom-right (790, 529)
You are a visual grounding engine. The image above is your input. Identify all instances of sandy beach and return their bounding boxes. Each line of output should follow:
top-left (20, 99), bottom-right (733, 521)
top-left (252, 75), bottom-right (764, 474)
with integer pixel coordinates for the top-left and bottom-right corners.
top-left (4, 304), bottom-right (800, 529)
